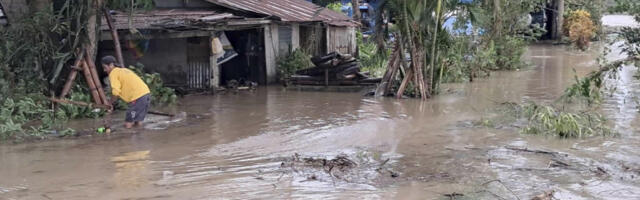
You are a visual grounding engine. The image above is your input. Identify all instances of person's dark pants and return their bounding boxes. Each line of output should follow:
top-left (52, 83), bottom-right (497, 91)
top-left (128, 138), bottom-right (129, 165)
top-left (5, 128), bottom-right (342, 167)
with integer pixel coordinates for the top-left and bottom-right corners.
top-left (125, 94), bottom-right (151, 123)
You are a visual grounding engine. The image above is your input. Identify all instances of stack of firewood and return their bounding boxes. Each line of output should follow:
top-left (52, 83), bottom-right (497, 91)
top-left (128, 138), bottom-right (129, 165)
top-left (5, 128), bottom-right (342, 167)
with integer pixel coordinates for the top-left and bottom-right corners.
top-left (289, 52), bottom-right (381, 86)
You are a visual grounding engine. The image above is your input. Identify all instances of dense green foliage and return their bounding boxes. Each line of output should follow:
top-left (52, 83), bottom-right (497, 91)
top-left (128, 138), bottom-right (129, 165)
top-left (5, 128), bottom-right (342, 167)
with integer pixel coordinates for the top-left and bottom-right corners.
top-left (0, 1), bottom-right (89, 97)
top-left (277, 49), bottom-right (312, 80)
top-left (358, 32), bottom-right (390, 78)
top-left (0, 1), bottom-right (91, 141)
top-left (326, 2), bottom-right (343, 13)
top-left (312, 0), bottom-right (341, 7)
top-left (0, 96), bottom-right (75, 141)
top-left (0, 1), bottom-right (177, 141)
top-left (377, 0), bottom-right (543, 95)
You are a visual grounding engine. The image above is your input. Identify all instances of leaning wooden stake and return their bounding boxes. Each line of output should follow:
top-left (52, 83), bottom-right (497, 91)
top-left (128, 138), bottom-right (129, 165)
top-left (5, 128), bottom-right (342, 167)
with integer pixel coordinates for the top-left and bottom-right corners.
top-left (80, 60), bottom-right (102, 104)
top-left (396, 69), bottom-right (413, 98)
top-left (103, 8), bottom-right (125, 67)
top-left (60, 50), bottom-right (86, 98)
top-left (84, 48), bottom-right (108, 105)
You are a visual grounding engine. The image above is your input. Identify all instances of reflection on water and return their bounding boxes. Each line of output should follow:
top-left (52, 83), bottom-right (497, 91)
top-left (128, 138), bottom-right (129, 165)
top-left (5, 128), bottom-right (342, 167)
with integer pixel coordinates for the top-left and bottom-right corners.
top-left (112, 150), bottom-right (151, 190)
top-left (0, 16), bottom-right (640, 200)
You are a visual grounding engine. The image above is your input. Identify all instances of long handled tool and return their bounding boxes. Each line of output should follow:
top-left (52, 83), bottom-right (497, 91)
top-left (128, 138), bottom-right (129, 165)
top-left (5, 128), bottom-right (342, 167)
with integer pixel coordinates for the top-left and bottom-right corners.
top-left (49, 98), bottom-right (175, 117)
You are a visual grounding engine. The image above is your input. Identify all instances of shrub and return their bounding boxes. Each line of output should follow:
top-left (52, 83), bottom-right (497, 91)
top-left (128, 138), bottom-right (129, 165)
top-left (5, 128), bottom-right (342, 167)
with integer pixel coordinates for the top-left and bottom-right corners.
top-left (494, 36), bottom-right (528, 70)
top-left (0, 96), bottom-right (75, 141)
top-left (564, 10), bottom-right (596, 51)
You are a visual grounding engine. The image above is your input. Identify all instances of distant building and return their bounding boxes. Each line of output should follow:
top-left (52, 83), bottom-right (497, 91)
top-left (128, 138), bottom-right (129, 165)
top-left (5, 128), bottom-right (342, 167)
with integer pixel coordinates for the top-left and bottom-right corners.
top-left (98, 0), bottom-right (357, 89)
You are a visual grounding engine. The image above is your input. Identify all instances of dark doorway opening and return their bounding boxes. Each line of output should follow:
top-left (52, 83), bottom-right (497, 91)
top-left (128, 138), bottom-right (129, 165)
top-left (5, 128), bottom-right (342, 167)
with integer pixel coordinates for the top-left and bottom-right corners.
top-left (220, 29), bottom-right (266, 86)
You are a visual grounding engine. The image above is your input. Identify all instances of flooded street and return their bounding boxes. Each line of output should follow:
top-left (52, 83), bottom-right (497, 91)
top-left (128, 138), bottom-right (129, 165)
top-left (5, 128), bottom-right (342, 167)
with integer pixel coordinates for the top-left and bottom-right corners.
top-left (2, 20), bottom-right (640, 200)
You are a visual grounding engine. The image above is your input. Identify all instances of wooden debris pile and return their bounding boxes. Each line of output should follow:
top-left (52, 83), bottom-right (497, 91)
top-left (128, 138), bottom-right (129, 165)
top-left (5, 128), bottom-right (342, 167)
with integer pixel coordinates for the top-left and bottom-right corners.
top-left (289, 52), bottom-right (381, 86)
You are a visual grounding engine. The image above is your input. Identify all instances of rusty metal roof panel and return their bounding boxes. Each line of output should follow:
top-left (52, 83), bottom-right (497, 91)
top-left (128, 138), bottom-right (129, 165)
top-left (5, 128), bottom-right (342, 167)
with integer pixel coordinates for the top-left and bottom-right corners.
top-left (205, 0), bottom-right (356, 26)
top-left (100, 9), bottom-right (237, 30)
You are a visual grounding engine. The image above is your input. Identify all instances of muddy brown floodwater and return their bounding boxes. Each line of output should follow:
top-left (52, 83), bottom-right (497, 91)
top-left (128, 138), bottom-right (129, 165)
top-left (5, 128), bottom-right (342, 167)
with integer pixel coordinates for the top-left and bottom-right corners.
top-left (2, 19), bottom-right (640, 200)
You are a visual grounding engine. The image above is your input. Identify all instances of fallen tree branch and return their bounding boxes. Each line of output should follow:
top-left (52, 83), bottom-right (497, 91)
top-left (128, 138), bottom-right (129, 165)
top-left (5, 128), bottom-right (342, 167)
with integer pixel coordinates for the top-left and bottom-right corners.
top-left (505, 146), bottom-right (558, 155)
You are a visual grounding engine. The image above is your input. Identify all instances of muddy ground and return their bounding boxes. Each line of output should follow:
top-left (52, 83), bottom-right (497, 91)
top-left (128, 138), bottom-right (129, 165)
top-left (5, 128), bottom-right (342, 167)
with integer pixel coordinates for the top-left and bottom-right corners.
top-left (1, 18), bottom-right (640, 200)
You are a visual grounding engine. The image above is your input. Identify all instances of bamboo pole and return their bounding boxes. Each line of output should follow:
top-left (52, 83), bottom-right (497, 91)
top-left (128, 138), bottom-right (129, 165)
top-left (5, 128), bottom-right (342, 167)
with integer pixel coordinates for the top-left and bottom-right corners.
top-left (84, 48), bottom-right (108, 105)
top-left (81, 60), bottom-right (102, 104)
top-left (60, 50), bottom-right (86, 98)
top-left (103, 8), bottom-right (125, 67)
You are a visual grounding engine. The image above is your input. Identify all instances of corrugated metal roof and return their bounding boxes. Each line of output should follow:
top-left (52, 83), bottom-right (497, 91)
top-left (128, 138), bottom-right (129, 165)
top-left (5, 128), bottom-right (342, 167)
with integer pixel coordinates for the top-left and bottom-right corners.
top-left (100, 9), bottom-right (238, 30)
top-left (205, 0), bottom-right (356, 26)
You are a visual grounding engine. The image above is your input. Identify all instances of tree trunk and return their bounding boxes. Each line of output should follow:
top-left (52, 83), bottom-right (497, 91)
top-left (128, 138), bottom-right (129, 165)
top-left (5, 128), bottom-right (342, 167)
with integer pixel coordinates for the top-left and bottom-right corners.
top-left (87, 0), bottom-right (103, 59)
top-left (374, 2), bottom-right (386, 50)
top-left (429, 0), bottom-right (443, 93)
top-left (492, 0), bottom-right (502, 38)
top-left (351, 0), bottom-right (361, 24)
top-left (555, 0), bottom-right (564, 40)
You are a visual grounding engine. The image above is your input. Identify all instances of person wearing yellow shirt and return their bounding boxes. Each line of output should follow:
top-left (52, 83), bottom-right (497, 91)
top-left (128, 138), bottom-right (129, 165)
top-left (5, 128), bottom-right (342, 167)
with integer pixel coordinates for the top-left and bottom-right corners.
top-left (101, 56), bottom-right (151, 129)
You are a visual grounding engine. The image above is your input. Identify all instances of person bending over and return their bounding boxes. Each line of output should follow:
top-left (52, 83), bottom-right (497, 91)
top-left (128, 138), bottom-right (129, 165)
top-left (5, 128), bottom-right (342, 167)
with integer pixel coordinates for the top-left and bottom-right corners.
top-left (101, 56), bottom-right (151, 129)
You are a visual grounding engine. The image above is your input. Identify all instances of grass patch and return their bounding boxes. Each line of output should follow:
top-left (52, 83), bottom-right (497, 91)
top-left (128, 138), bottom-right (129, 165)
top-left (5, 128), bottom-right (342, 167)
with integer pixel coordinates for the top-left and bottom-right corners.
top-left (479, 102), bottom-right (615, 138)
top-left (520, 103), bottom-right (614, 138)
